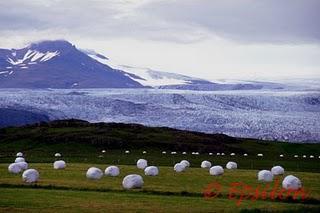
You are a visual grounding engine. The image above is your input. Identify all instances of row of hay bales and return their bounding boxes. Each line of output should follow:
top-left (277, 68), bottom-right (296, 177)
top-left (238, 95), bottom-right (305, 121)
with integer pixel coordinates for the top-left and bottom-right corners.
top-left (116, 150), bottom-right (319, 158)
top-left (8, 153), bottom-right (303, 191)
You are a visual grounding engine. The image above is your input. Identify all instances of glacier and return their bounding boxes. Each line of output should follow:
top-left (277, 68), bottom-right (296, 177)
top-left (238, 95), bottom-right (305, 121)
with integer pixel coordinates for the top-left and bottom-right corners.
top-left (0, 88), bottom-right (319, 143)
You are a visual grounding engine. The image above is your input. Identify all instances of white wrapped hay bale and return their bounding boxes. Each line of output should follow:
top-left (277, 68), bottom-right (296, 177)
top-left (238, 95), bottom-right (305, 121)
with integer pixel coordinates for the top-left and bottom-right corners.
top-left (209, 153), bottom-right (213, 156)
top-left (258, 170), bottom-right (273, 182)
top-left (226, 161), bottom-right (237, 169)
top-left (101, 150), bottom-right (106, 153)
top-left (162, 151), bottom-right (166, 154)
top-left (221, 153), bottom-right (225, 156)
top-left (257, 153), bottom-right (263, 157)
top-left (53, 160), bottom-right (66, 170)
top-left (230, 153), bottom-right (235, 156)
top-left (105, 166), bottom-right (120, 177)
top-left (294, 155), bottom-right (298, 158)
top-left (22, 169), bottom-right (39, 183)
top-left (282, 175), bottom-right (302, 190)
top-left (271, 166), bottom-right (284, 175)
top-left (209, 166), bottom-right (224, 176)
top-left (142, 151), bottom-right (147, 154)
top-left (201, 160), bottom-right (212, 169)
top-left (180, 160), bottom-right (190, 168)
top-left (310, 155), bottom-right (314, 158)
top-left (243, 153), bottom-right (248, 156)
top-left (125, 150), bottom-right (130, 154)
top-left (16, 152), bottom-right (23, 157)
top-left (216, 153), bottom-right (220, 156)
top-left (17, 162), bottom-right (28, 170)
top-left (122, 174), bottom-right (144, 189)
top-left (302, 155), bottom-right (306, 158)
top-left (182, 152), bottom-right (187, 155)
top-left (144, 166), bottom-right (159, 176)
top-left (174, 163), bottom-right (186, 172)
top-left (137, 159), bottom-right (148, 169)
top-left (8, 163), bottom-right (22, 174)
top-left (279, 154), bottom-right (284, 158)
top-left (54, 153), bottom-right (62, 157)
top-left (171, 151), bottom-right (177, 155)
top-left (15, 157), bottom-right (25, 163)
top-left (86, 167), bottom-right (103, 180)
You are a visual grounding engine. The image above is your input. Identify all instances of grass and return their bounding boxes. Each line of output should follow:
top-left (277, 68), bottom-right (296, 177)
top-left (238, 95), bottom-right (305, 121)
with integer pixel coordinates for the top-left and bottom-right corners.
top-left (0, 120), bottom-right (320, 212)
top-left (0, 163), bottom-right (320, 212)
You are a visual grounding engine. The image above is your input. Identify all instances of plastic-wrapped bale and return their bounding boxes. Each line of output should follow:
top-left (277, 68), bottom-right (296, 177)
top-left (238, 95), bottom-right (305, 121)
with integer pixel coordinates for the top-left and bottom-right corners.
top-left (125, 150), bottom-right (130, 154)
top-left (280, 154), bottom-right (284, 158)
top-left (257, 153), bottom-right (263, 157)
top-left (216, 153), bottom-right (220, 156)
top-left (16, 152), bottom-right (23, 157)
top-left (174, 163), bottom-right (186, 172)
top-left (282, 175), bottom-right (302, 190)
top-left (105, 166), bottom-right (120, 177)
top-left (221, 153), bottom-right (225, 156)
top-left (122, 174), bottom-right (144, 189)
top-left (54, 153), bottom-right (62, 157)
top-left (243, 153), bottom-right (248, 156)
top-left (8, 163), bottom-right (22, 174)
top-left (226, 161), bottom-right (237, 169)
top-left (201, 160), bottom-right (212, 169)
top-left (182, 152), bottom-right (187, 155)
top-left (15, 157), bottom-right (25, 163)
top-left (258, 170), bottom-right (273, 182)
top-left (310, 155), bottom-right (314, 158)
top-left (137, 159), bottom-right (148, 169)
top-left (294, 155), bottom-right (298, 158)
top-left (162, 151), bottom-right (166, 154)
top-left (17, 162), bottom-right (28, 170)
top-left (209, 166), bottom-right (224, 176)
top-left (171, 151), bottom-right (177, 155)
top-left (86, 167), bottom-right (103, 180)
top-left (209, 153), bottom-right (213, 156)
top-left (180, 160), bottom-right (190, 168)
top-left (230, 153), bottom-right (235, 156)
top-left (53, 160), bottom-right (66, 169)
top-left (271, 166), bottom-right (284, 175)
top-left (144, 166), bottom-right (159, 176)
top-left (142, 151), bottom-right (147, 154)
top-left (22, 169), bottom-right (39, 183)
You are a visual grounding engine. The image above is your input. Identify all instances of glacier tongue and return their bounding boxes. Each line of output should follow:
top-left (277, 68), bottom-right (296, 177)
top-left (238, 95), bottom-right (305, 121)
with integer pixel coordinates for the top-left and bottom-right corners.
top-left (0, 89), bottom-right (319, 143)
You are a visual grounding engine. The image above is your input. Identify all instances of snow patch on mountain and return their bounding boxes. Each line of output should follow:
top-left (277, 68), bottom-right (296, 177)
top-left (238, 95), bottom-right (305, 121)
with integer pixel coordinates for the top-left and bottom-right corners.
top-left (85, 50), bottom-right (209, 87)
top-left (7, 50), bottom-right (59, 66)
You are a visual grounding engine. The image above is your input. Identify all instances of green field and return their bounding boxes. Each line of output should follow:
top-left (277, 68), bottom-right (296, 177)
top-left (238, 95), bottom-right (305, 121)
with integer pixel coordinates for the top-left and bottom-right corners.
top-left (0, 163), bottom-right (320, 212)
top-left (0, 120), bottom-right (320, 212)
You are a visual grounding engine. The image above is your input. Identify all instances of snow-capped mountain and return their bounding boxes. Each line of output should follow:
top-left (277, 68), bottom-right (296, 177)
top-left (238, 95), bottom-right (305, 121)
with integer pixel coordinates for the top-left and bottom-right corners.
top-left (0, 40), bottom-right (144, 88)
top-left (83, 49), bottom-right (217, 88)
top-left (84, 49), bottom-right (289, 90)
top-left (0, 40), bottom-right (294, 90)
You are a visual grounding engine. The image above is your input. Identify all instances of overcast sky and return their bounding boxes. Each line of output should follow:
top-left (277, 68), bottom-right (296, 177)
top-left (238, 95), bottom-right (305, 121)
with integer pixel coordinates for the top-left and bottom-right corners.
top-left (0, 0), bottom-right (319, 80)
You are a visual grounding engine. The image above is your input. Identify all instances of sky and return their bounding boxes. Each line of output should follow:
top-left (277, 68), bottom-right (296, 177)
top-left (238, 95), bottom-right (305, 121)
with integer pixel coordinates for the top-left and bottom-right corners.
top-left (0, 0), bottom-right (319, 81)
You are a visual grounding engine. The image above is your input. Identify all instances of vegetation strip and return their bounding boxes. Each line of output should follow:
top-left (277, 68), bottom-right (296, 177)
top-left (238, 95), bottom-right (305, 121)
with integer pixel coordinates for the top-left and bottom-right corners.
top-left (1, 183), bottom-right (319, 205)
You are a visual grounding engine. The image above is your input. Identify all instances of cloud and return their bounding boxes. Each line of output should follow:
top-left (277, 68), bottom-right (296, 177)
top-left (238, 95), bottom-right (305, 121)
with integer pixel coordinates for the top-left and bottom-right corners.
top-left (1, 0), bottom-right (319, 44)
top-left (0, 0), bottom-right (319, 80)
top-left (139, 0), bottom-right (320, 44)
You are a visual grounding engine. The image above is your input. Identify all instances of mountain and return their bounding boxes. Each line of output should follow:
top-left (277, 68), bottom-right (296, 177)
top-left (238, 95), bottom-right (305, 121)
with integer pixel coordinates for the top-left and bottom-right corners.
top-left (84, 49), bottom-right (287, 90)
top-left (0, 40), bottom-right (144, 88)
top-left (0, 108), bottom-right (49, 127)
top-left (0, 39), bottom-right (287, 90)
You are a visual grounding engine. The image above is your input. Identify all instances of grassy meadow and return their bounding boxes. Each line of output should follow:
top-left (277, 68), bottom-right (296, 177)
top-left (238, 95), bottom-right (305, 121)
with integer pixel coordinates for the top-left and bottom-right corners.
top-left (0, 120), bottom-right (320, 212)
